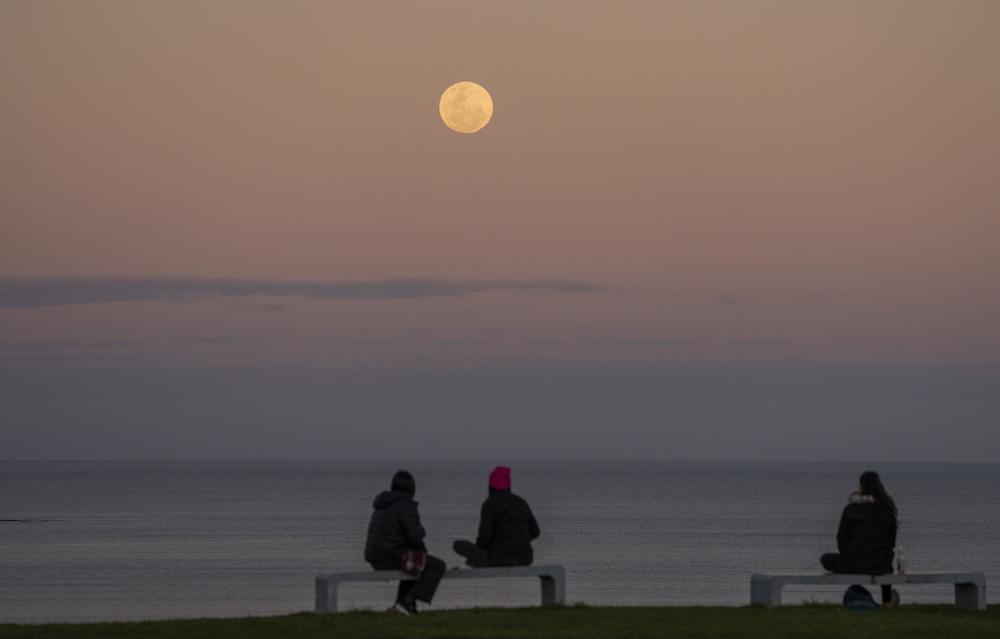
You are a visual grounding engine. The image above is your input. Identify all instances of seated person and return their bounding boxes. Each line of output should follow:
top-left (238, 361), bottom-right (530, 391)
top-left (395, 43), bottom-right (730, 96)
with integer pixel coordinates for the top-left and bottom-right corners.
top-left (453, 466), bottom-right (540, 567)
top-left (820, 470), bottom-right (900, 607)
top-left (364, 470), bottom-right (446, 615)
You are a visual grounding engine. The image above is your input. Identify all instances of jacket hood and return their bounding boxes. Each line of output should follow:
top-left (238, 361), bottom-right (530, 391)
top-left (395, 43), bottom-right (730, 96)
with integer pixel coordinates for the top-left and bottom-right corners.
top-left (372, 490), bottom-right (413, 510)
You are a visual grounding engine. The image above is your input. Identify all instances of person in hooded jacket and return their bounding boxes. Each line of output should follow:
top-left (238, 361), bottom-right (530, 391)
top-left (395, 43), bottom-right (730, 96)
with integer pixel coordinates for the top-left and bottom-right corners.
top-left (452, 466), bottom-right (540, 567)
top-left (821, 470), bottom-right (900, 607)
top-left (364, 470), bottom-right (446, 615)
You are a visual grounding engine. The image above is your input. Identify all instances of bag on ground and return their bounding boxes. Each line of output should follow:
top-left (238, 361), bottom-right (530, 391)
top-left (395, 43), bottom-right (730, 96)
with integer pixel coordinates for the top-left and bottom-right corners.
top-left (843, 585), bottom-right (879, 611)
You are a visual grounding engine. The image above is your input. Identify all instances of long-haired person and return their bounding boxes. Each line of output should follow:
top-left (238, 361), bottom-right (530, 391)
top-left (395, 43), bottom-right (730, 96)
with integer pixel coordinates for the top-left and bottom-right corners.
top-left (821, 470), bottom-right (900, 606)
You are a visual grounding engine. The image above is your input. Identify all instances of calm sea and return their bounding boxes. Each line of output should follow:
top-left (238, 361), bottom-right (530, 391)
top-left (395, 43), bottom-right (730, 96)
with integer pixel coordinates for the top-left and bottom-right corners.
top-left (1, 460), bottom-right (997, 622)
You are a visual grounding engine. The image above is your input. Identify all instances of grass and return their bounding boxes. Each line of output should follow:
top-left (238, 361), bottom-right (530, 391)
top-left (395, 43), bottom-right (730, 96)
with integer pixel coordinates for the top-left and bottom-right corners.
top-left (1, 605), bottom-right (997, 639)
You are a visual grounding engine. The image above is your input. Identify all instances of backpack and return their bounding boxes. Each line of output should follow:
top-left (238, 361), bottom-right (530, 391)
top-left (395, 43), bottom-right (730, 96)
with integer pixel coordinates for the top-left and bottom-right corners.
top-left (843, 585), bottom-right (879, 611)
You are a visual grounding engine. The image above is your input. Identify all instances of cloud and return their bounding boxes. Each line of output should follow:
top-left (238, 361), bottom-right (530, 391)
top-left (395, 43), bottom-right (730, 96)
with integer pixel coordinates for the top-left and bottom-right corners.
top-left (789, 293), bottom-right (830, 303)
top-left (716, 295), bottom-right (762, 305)
top-left (0, 339), bottom-right (141, 351)
top-left (713, 292), bottom-right (833, 305)
top-left (226, 302), bottom-right (289, 312)
top-left (0, 339), bottom-right (154, 364)
top-left (0, 277), bottom-right (607, 308)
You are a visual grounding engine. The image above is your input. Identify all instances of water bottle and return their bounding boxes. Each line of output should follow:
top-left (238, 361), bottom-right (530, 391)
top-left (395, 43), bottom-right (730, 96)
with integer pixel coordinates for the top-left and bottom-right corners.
top-left (895, 546), bottom-right (906, 574)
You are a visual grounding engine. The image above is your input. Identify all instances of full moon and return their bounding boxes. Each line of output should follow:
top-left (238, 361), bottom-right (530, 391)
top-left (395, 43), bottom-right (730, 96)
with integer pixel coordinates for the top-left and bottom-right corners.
top-left (439, 81), bottom-right (493, 133)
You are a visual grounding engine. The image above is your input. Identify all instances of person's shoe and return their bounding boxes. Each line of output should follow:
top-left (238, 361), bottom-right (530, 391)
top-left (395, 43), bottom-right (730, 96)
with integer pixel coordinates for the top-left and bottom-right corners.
top-left (394, 595), bottom-right (420, 615)
top-left (388, 602), bottom-right (411, 615)
top-left (884, 589), bottom-right (901, 609)
top-left (401, 599), bottom-right (419, 615)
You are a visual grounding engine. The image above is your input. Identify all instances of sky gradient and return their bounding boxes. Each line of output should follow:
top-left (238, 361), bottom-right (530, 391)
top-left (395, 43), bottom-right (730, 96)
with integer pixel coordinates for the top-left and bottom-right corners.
top-left (2, 1), bottom-right (998, 460)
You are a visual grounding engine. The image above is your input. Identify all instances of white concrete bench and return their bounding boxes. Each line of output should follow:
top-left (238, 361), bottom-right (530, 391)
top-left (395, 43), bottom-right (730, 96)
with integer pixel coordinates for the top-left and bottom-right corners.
top-left (315, 564), bottom-right (566, 613)
top-left (750, 572), bottom-right (987, 611)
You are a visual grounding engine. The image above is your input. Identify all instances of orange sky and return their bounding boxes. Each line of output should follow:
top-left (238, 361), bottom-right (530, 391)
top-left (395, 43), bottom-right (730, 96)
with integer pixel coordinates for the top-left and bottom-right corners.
top-left (2, 0), bottom-right (999, 366)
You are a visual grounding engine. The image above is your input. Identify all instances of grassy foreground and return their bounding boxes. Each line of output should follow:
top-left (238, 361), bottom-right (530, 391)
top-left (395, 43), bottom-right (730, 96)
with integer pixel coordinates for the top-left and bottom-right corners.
top-left (1, 605), bottom-right (997, 639)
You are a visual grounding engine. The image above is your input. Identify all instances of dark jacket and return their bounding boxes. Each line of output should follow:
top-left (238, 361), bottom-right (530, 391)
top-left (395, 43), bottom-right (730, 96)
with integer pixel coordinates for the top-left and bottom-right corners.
top-left (836, 501), bottom-right (897, 574)
top-left (475, 489), bottom-right (540, 565)
top-left (364, 490), bottom-right (426, 565)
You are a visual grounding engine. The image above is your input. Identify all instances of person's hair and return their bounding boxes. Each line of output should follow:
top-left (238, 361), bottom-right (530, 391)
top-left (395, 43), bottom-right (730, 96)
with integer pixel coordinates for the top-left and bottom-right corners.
top-left (391, 470), bottom-right (416, 496)
top-left (859, 470), bottom-right (897, 525)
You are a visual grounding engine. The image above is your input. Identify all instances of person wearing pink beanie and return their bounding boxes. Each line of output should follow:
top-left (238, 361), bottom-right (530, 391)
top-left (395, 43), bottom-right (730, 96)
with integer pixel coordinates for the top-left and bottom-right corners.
top-left (453, 465), bottom-right (540, 567)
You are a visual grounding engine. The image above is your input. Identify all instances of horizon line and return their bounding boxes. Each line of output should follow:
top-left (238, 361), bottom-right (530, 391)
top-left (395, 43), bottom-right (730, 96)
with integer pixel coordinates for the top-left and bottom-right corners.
top-left (3, 457), bottom-right (998, 465)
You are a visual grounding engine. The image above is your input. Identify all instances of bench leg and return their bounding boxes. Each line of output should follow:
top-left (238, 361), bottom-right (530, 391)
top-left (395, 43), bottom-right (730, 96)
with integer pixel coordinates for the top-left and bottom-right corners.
top-left (540, 574), bottom-right (565, 606)
top-left (750, 576), bottom-right (782, 607)
top-left (955, 580), bottom-right (986, 612)
top-left (315, 576), bottom-right (339, 614)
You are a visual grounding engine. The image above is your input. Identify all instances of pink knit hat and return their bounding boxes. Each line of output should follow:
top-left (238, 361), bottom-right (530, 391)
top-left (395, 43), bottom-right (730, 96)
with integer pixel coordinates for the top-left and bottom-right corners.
top-left (489, 466), bottom-right (511, 490)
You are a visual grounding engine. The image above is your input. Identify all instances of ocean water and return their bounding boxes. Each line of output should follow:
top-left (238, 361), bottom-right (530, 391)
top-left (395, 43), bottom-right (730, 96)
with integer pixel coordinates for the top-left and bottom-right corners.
top-left (0, 460), bottom-right (997, 622)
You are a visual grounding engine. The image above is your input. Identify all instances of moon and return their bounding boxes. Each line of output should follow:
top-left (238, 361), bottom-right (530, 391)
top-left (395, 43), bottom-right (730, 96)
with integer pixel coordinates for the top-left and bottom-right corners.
top-left (439, 81), bottom-right (493, 134)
